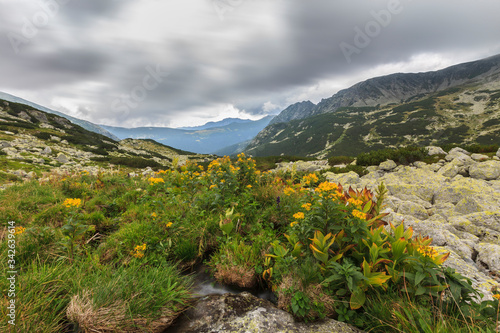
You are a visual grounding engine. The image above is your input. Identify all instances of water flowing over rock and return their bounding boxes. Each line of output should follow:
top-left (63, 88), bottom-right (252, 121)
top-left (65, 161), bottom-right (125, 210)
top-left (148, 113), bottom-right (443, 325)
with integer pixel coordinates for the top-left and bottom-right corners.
top-left (166, 292), bottom-right (363, 333)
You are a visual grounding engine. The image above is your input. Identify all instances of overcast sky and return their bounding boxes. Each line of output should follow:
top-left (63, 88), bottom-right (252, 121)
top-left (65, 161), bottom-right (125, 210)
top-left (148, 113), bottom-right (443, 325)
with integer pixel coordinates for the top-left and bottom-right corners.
top-left (1, 0), bottom-right (500, 128)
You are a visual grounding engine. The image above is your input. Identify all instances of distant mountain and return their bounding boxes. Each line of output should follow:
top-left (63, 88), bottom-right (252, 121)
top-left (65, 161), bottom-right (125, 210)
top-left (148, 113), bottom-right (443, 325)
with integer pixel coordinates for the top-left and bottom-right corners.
top-left (270, 54), bottom-right (500, 125)
top-left (0, 92), bottom-right (119, 141)
top-left (102, 115), bottom-right (274, 154)
top-left (245, 54), bottom-right (500, 157)
top-left (178, 117), bottom-right (256, 130)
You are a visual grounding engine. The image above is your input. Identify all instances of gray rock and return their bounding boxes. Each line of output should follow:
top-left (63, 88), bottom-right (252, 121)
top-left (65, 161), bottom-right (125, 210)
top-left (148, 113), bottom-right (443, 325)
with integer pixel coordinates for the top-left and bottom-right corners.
top-left (0, 141), bottom-right (12, 148)
top-left (42, 146), bottom-right (52, 155)
top-left (426, 146), bottom-right (447, 156)
top-left (325, 171), bottom-right (360, 185)
top-left (168, 292), bottom-right (363, 333)
top-left (2, 147), bottom-right (17, 155)
top-left (56, 153), bottom-right (69, 164)
top-left (471, 153), bottom-right (489, 161)
top-left (397, 201), bottom-right (428, 220)
top-left (379, 159), bottom-right (397, 171)
top-left (469, 160), bottom-right (500, 180)
top-left (437, 160), bottom-right (460, 178)
top-left (445, 151), bottom-right (473, 164)
top-left (475, 243), bottom-right (500, 274)
top-left (496, 148), bottom-right (500, 158)
top-left (455, 197), bottom-right (484, 215)
top-left (448, 147), bottom-right (471, 156)
top-left (50, 135), bottom-right (61, 142)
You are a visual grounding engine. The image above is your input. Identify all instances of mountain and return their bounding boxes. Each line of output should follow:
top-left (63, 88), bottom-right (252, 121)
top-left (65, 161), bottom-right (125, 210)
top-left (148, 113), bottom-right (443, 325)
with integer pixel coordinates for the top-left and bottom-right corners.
top-left (245, 54), bottom-right (500, 157)
top-left (102, 115), bottom-right (274, 154)
top-left (0, 92), bottom-right (119, 141)
top-left (268, 101), bottom-right (315, 125)
top-left (178, 117), bottom-right (256, 130)
top-left (0, 98), bottom-right (209, 180)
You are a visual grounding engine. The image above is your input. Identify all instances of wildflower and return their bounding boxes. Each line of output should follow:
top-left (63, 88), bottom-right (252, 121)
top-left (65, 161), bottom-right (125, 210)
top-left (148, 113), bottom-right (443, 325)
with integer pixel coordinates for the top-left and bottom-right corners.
top-left (301, 203), bottom-right (312, 211)
top-left (148, 177), bottom-right (165, 185)
top-left (290, 221), bottom-right (298, 227)
top-left (302, 173), bottom-right (319, 186)
top-left (284, 187), bottom-right (295, 196)
top-left (416, 245), bottom-right (439, 259)
top-left (151, 212), bottom-right (157, 218)
top-left (166, 222), bottom-right (173, 228)
top-left (315, 182), bottom-right (338, 194)
top-left (14, 226), bottom-right (26, 235)
top-left (209, 184), bottom-right (218, 189)
top-left (246, 185), bottom-right (252, 188)
top-left (293, 212), bottom-right (305, 220)
top-left (348, 197), bottom-right (363, 208)
top-left (493, 294), bottom-right (500, 300)
top-left (63, 198), bottom-right (81, 208)
top-left (130, 243), bottom-right (147, 258)
top-left (352, 209), bottom-right (367, 220)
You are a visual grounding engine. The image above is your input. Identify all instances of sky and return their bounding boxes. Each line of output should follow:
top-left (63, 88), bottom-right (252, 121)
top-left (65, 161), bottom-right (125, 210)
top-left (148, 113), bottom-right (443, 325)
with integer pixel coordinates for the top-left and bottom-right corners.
top-left (1, 0), bottom-right (500, 128)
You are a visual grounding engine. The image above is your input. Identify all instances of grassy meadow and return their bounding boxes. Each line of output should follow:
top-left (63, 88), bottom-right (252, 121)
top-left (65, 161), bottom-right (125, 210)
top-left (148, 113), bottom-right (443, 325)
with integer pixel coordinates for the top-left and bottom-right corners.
top-left (0, 153), bottom-right (499, 332)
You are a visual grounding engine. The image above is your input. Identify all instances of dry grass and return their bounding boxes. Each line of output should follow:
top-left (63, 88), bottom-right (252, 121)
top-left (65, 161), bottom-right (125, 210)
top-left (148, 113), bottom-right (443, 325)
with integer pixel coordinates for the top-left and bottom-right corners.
top-left (67, 290), bottom-right (177, 333)
top-left (214, 263), bottom-right (257, 288)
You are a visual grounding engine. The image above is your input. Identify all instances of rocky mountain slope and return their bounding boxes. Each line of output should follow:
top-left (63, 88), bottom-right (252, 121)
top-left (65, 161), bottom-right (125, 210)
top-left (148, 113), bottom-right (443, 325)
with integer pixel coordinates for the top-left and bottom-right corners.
top-left (0, 92), bottom-right (119, 141)
top-left (0, 99), bottom-right (211, 187)
top-left (102, 115), bottom-right (274, 154)
top-left (246, 54), bottom-right (500, 157)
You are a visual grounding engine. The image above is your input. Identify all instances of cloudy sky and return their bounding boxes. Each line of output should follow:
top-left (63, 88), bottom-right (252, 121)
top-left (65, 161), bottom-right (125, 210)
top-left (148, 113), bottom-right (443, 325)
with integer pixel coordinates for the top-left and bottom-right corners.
top-left (1, 0), bottom-right (500, 128)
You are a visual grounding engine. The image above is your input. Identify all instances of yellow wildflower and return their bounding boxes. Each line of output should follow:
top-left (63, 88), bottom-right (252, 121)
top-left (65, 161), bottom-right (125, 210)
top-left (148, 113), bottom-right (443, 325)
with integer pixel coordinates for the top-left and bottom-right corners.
top-left (130, 243), bottom-right (147, 258)
top-left (352, 209), bottom-right (367, 220)
top-left (209, 184), bottom-right (218, 189)
top-left (293, 212), bottom-right (305, 220)
top-left (246, 185), bottom-right (252, 188)
top-left (493, 294), bottom-right (500, 300)
top-left (63, 198), bottom-right (82, 208)
top-left (151, 212), bottom-right (157, 218)
top-left (166, 222), bottom-right (173, 228)
top-left (301, 203), bottom-right (312, 211)
top-left (302, 173), bottom-right (319, 186)
top-left (348, 197), bottom-right (364, 208)
top-left (148, 177), bottom-right (165, 185)
top-left (315, 181), bottom-right (338, 194)
top-left (416, 245), bottom-right (439, 259)
top-left (290, 221), bottom-right (298, 227)
top-left (284, 187), bottom-right (295, 196)
top-left (14, 226), bottom-right (26, 235)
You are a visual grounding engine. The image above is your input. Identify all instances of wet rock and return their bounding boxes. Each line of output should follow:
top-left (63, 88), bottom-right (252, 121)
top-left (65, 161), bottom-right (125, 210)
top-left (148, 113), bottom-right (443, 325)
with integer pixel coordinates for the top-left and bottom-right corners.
top-left (166, 292), bottom-right (363, 333)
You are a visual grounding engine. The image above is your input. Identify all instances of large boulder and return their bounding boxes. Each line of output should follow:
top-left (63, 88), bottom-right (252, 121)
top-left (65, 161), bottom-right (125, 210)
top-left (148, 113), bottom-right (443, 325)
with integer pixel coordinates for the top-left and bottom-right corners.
top-left (167, 292), bottom-right (363, 333)
top-left (379, 159), bottom-right (397, 171)
top-left (469, 160), bottom-right (500, 180)
top-left (325, 171), bottom-right (360, 185)
top-left (475, 243), bottom-right (500, 275)
top-left (56, 153), bottom-right (69, 164)
top-left (426, 146), bottom-right (446, 156)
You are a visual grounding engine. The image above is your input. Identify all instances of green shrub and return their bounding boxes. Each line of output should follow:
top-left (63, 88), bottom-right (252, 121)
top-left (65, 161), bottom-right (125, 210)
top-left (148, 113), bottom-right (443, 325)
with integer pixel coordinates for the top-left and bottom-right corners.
top-left (356, 146), bottom-right (428, 166)
top-left (327, 155), bottom-right (355, 166)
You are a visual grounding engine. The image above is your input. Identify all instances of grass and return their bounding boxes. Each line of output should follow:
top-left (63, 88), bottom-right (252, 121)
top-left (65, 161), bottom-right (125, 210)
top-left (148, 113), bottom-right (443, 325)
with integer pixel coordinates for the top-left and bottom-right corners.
top-left (0, 153), bottom-right (498, 332)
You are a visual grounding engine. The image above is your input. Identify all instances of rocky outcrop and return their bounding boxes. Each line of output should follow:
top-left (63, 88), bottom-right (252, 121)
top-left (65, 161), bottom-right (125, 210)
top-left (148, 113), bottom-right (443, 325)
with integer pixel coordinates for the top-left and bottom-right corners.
top-left (165, 292), bottom-right (362, 333)
top-left (324, 150), bottom-right (500, 299)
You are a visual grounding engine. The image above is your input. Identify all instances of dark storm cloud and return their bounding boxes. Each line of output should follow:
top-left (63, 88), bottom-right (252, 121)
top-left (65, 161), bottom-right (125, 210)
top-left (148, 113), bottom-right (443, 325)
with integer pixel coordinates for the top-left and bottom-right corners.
top-left (1, 0), bottom-right (500, 127)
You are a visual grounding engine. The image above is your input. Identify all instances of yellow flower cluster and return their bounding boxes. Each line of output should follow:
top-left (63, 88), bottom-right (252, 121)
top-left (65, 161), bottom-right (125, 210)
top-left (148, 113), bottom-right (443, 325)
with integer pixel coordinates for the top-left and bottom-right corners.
top-left (283, 187), bottom-right (296, 196)
top-left (416, 245), bottom-right (439, 259)
top-left (166, 222), bottom-right (173, 228)
top-left (151, 212), bottom-right (157, 218)
top-left (290, 221), bottom-right (299, 227)
top-left (301, 203), bottom-right (312, 211)
top-left (14, 226), bottom-right (26, 235)
top-left (148, 177), bottom-right (165, 185)
top-left (348, 197), bottom-right (364, 208)
top-left (293, 212), bottom-right (305, 219)
top-left (209, 184), bottom-right (218, 189)
top-left (131, 243), bottom-right (147, 258)
top-left (302, 173), bottom-right (319, 186)
top-left (63, 198), bottom-right (82, 208)
top-left (493, 294), bottom-right (500, 300)
top-left (352, 209), bottom-right (367, 220)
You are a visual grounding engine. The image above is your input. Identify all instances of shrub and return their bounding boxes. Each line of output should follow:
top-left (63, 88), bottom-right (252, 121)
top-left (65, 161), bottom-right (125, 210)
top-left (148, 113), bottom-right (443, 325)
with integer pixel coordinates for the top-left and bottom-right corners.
top-left (356, 146), bottom-right (428, 166)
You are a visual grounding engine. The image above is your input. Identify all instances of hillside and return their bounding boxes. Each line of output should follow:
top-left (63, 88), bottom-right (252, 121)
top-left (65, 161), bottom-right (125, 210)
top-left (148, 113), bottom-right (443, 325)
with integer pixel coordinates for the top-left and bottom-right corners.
top-left (102, 115), bottom-right (274, 154)
top-left (245, 54), bottom-right (500, 157)
top-left (0, 92), bottom-right (119, 141)
top-left (0, 99), bottom-right (210, 186)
